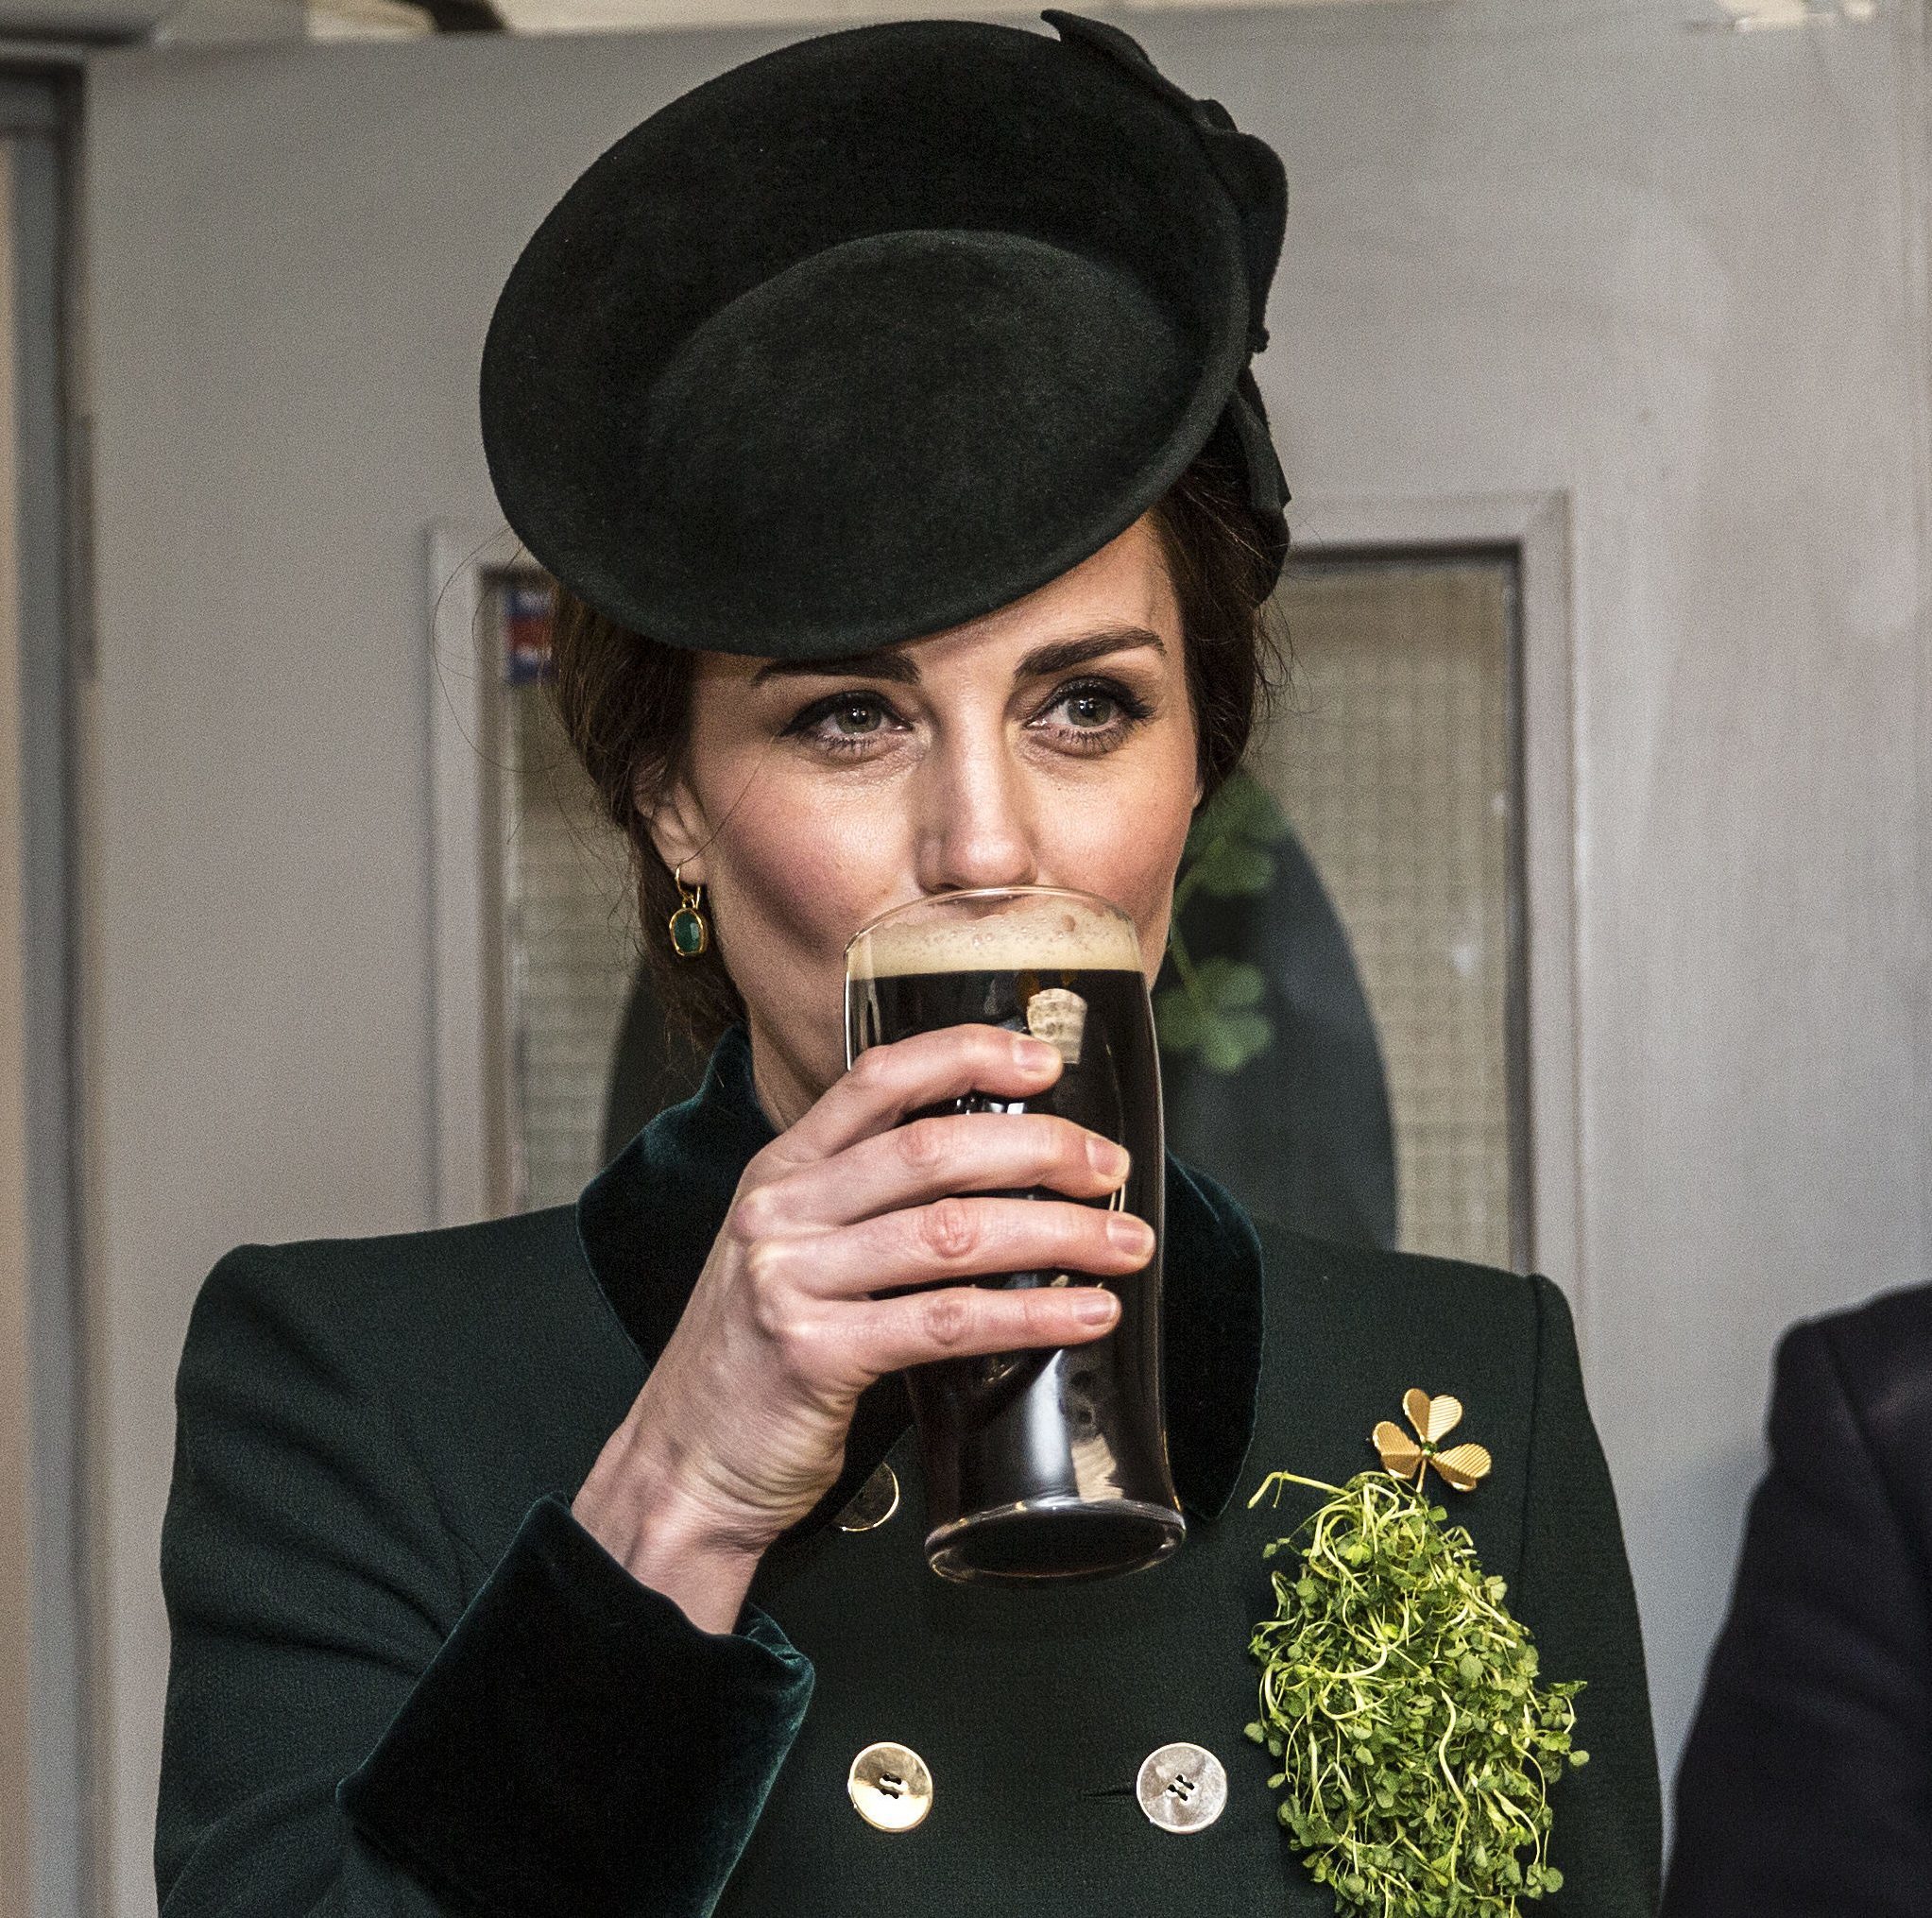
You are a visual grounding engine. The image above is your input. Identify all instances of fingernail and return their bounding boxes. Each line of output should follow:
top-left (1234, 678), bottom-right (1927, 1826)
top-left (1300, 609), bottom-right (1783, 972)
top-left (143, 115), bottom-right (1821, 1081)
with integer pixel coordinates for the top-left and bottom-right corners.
top-left (1073, 1290), bottom-right (1120, 1326)
top-left (1107, 1213), bottom-right (1154, 1253)
top-left (1013, 1036), bottom-right (1058, 1070)
top-left (1086, 1136), bottom-right (1131, 1179)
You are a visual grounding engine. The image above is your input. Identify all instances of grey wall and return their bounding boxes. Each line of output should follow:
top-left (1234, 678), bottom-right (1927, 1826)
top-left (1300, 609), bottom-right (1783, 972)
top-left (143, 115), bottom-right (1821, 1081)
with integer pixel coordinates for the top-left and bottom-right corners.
top-left (82, 3), bottom-right (1930, 1910)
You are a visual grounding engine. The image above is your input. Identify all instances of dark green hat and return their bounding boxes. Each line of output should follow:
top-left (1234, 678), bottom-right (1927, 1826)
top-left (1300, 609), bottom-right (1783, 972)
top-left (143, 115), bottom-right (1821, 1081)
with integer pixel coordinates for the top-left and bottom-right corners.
top-left (480, 9), bottom-right (1289, 659)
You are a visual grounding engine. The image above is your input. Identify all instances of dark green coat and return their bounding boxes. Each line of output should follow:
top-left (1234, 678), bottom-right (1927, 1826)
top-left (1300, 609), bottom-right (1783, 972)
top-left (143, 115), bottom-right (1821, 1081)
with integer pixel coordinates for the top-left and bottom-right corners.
top-left (155, 1023), bottom-right (1661, 1916)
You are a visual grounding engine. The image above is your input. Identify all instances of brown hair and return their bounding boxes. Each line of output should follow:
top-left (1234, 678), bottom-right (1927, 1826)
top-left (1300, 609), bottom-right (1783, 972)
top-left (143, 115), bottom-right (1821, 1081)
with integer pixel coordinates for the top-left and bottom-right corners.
top-left (548, 449), bottom-right (1288, 1055)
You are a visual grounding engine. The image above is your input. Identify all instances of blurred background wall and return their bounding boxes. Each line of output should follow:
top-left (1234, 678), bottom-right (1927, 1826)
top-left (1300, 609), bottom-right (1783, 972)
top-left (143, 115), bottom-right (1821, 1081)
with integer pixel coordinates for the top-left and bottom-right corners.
top-left (0, 0), bottom-right (1926, 1911)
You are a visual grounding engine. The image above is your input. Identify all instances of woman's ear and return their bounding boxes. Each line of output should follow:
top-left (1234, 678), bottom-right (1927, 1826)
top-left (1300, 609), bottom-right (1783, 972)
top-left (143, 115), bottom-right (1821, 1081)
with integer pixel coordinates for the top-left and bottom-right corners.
top-left (636, 763), bottom-right (708, 883)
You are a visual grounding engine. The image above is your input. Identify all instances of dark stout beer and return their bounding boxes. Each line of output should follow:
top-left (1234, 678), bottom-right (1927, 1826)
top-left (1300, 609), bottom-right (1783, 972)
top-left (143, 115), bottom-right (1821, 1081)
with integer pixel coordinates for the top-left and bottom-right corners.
top-left (846, 894), bottom-right (1184, 1582)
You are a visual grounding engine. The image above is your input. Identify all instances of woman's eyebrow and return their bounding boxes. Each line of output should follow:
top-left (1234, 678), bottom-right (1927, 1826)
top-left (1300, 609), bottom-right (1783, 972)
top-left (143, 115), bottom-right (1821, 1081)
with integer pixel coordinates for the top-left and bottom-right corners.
top-left (1016, 626), bottom-right (1167, 678)
top-left (748, 625), bottom-right (1166, 689)
top-left (752, 648), bottom-right (920, 687)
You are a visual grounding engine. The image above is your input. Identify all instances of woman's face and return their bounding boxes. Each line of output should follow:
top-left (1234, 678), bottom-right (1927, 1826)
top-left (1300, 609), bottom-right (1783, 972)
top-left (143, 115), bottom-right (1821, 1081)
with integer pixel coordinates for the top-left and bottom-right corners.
top-left (644, 512), bottom-right (1202, 1128)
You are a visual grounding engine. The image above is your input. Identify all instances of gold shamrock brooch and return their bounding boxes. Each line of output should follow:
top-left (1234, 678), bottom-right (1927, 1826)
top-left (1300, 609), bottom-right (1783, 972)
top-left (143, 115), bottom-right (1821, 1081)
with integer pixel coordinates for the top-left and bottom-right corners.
top-left (1372, 1388), bottom-right (1494, 1494)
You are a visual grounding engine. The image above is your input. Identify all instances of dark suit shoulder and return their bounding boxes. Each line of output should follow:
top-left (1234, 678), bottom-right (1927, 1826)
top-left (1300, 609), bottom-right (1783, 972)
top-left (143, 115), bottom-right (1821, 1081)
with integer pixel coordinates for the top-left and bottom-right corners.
top-left (1806, 1275), bottom-right (1932, 1356)
top-left (203, 1203), bottom-right (579, 1311)
top-left (195, 1206), bottom-right (624, 1366)
top-left (1261, 1219), bottom-right (1546, 1318)
top-left (1775, 1279), bottom-right (1932, 1590)
top-left (1799, 1277), bottom-right (1932, 1432)
top-left (1255, 1218), bottom-right (1549, 1404)
top-left (186, 1209), bottom-right (643, 1560)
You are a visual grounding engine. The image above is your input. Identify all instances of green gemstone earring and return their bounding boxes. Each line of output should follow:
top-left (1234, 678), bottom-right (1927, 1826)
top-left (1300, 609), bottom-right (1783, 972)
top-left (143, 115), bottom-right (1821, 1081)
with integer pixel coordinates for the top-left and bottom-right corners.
top-left (667, 864), bottom-right (710, 958)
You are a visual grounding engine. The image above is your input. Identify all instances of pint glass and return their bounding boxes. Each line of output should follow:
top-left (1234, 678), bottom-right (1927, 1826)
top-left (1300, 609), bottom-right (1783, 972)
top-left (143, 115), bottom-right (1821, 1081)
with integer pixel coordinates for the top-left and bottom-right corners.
top-left (844, 886), bottom-right (1185, 1583)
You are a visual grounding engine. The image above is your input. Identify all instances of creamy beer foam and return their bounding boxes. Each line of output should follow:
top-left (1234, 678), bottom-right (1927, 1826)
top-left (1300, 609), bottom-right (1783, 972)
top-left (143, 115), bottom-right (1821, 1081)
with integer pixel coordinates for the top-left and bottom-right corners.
top-left (847, 897), bottom-right (1142, 979)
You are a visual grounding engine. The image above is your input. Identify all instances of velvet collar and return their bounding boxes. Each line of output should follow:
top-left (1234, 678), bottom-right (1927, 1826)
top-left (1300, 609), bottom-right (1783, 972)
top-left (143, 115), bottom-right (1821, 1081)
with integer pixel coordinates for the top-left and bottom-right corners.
top-left (574, 1022), bottom-right (1265, 1543)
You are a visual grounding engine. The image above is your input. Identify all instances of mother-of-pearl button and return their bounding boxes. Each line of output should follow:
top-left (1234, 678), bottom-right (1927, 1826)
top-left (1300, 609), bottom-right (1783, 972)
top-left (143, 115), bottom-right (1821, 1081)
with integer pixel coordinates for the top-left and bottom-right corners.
top-left (847, 1741), bottom-right (932, 1832)
top-left (1136, 1742), bottom-right (1228, 1833)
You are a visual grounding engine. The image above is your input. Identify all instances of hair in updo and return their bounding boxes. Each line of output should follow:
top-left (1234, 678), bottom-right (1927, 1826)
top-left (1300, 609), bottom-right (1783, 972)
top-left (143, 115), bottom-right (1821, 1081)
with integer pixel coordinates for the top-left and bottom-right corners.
top-left (547, 448), bottom-right (1288, 1055)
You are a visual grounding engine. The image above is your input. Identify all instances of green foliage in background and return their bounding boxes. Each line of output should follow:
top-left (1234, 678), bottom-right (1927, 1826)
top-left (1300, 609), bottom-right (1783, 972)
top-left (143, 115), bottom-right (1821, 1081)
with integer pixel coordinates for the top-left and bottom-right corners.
top-left (1244, 1470), bottom-right (1588, 1918)
top-left (1155, 770), bottom-right (1291, 1073)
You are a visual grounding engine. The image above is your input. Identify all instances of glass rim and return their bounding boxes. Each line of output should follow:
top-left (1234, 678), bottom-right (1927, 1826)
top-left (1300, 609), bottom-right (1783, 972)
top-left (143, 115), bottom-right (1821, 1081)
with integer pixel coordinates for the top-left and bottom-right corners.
top-left (842, 883), bottom-right (1137, 964)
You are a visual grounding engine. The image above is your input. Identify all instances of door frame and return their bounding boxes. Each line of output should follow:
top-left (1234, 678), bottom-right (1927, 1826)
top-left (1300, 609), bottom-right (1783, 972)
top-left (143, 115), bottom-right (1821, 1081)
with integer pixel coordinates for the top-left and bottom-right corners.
top-left (1, 62), bottom-right (89, 1918)
top-left (426, 518), bottom-right (547, 1228)
top-left (1291, 491), bottom-right (1582, 1327)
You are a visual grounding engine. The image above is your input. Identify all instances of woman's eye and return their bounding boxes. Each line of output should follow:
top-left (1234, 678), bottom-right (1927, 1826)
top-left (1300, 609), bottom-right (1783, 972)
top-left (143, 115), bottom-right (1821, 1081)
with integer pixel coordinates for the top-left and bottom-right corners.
top-left (826, 697), bottom-right (885, 736)
top-left (1061, 687), bottom-right (1120, 728)
top-left (784, 691), bottom-right (902, 754)
top-left (1035, 677), bottom-right (1150, 750)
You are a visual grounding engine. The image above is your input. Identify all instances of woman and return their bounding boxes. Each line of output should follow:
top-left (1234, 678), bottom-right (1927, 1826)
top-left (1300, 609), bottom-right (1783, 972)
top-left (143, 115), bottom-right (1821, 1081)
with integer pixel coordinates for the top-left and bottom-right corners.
top-left (155, 13), bottom-right (1661, 1916)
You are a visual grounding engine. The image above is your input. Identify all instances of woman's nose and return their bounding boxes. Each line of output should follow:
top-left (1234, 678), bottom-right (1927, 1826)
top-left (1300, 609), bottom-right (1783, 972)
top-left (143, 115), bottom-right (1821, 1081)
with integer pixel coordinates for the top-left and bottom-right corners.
top-left (912, 735), bottom-right (1039, 895)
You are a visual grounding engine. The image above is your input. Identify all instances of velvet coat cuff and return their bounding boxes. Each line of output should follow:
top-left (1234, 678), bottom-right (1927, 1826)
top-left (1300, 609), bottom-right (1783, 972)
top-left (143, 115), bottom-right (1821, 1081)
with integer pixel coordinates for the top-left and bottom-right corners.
top-left (335, 1492), bottom-right (813, 1918)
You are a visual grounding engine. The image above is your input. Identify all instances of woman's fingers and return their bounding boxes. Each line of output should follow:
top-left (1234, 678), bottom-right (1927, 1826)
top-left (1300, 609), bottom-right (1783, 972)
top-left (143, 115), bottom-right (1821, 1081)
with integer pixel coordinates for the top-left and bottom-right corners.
top-left (841, 1278), bottom-right (1123, 1381)
top-left (749, 1193), bottom-right (1154, 1300)
top-left (752, 1023), bottom-right (1062, 1173)
top-left (741, 1108), bottom-right (1130, 1234)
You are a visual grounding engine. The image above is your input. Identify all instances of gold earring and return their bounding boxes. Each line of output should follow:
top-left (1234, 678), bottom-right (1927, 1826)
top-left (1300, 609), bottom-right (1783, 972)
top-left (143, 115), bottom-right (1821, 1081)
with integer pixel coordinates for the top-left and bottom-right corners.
top-left (667, 863), bottom-right (710, 959)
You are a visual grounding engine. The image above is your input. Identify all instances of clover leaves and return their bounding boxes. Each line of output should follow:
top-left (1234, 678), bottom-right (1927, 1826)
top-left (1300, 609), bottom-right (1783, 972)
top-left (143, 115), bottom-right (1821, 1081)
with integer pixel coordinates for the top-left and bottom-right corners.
top-left (1244, 1470), bottom-right (1588, 1918)
top-left (1154, 769), bottom-right (1291, 1074)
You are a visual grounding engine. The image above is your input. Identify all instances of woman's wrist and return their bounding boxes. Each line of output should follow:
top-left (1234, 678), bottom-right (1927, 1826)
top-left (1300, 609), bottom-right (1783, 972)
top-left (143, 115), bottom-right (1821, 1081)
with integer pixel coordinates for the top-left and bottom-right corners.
top-left (573, 1428), bottom-right (767, 1635)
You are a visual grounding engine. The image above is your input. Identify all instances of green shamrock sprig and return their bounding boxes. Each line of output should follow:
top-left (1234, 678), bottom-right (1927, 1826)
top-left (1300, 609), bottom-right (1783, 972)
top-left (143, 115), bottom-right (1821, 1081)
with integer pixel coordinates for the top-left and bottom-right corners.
top-left (1244, 1470), bottom-right (1587, 1918)
top-left (1154, 770), bottom-right (1291, 1074)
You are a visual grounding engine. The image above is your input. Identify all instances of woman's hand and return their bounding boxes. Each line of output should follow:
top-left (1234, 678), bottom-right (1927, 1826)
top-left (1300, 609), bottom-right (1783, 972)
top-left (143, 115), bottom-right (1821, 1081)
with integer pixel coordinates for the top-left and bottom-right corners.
top-left (572, 1023), bottom-right (1149, 1630)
